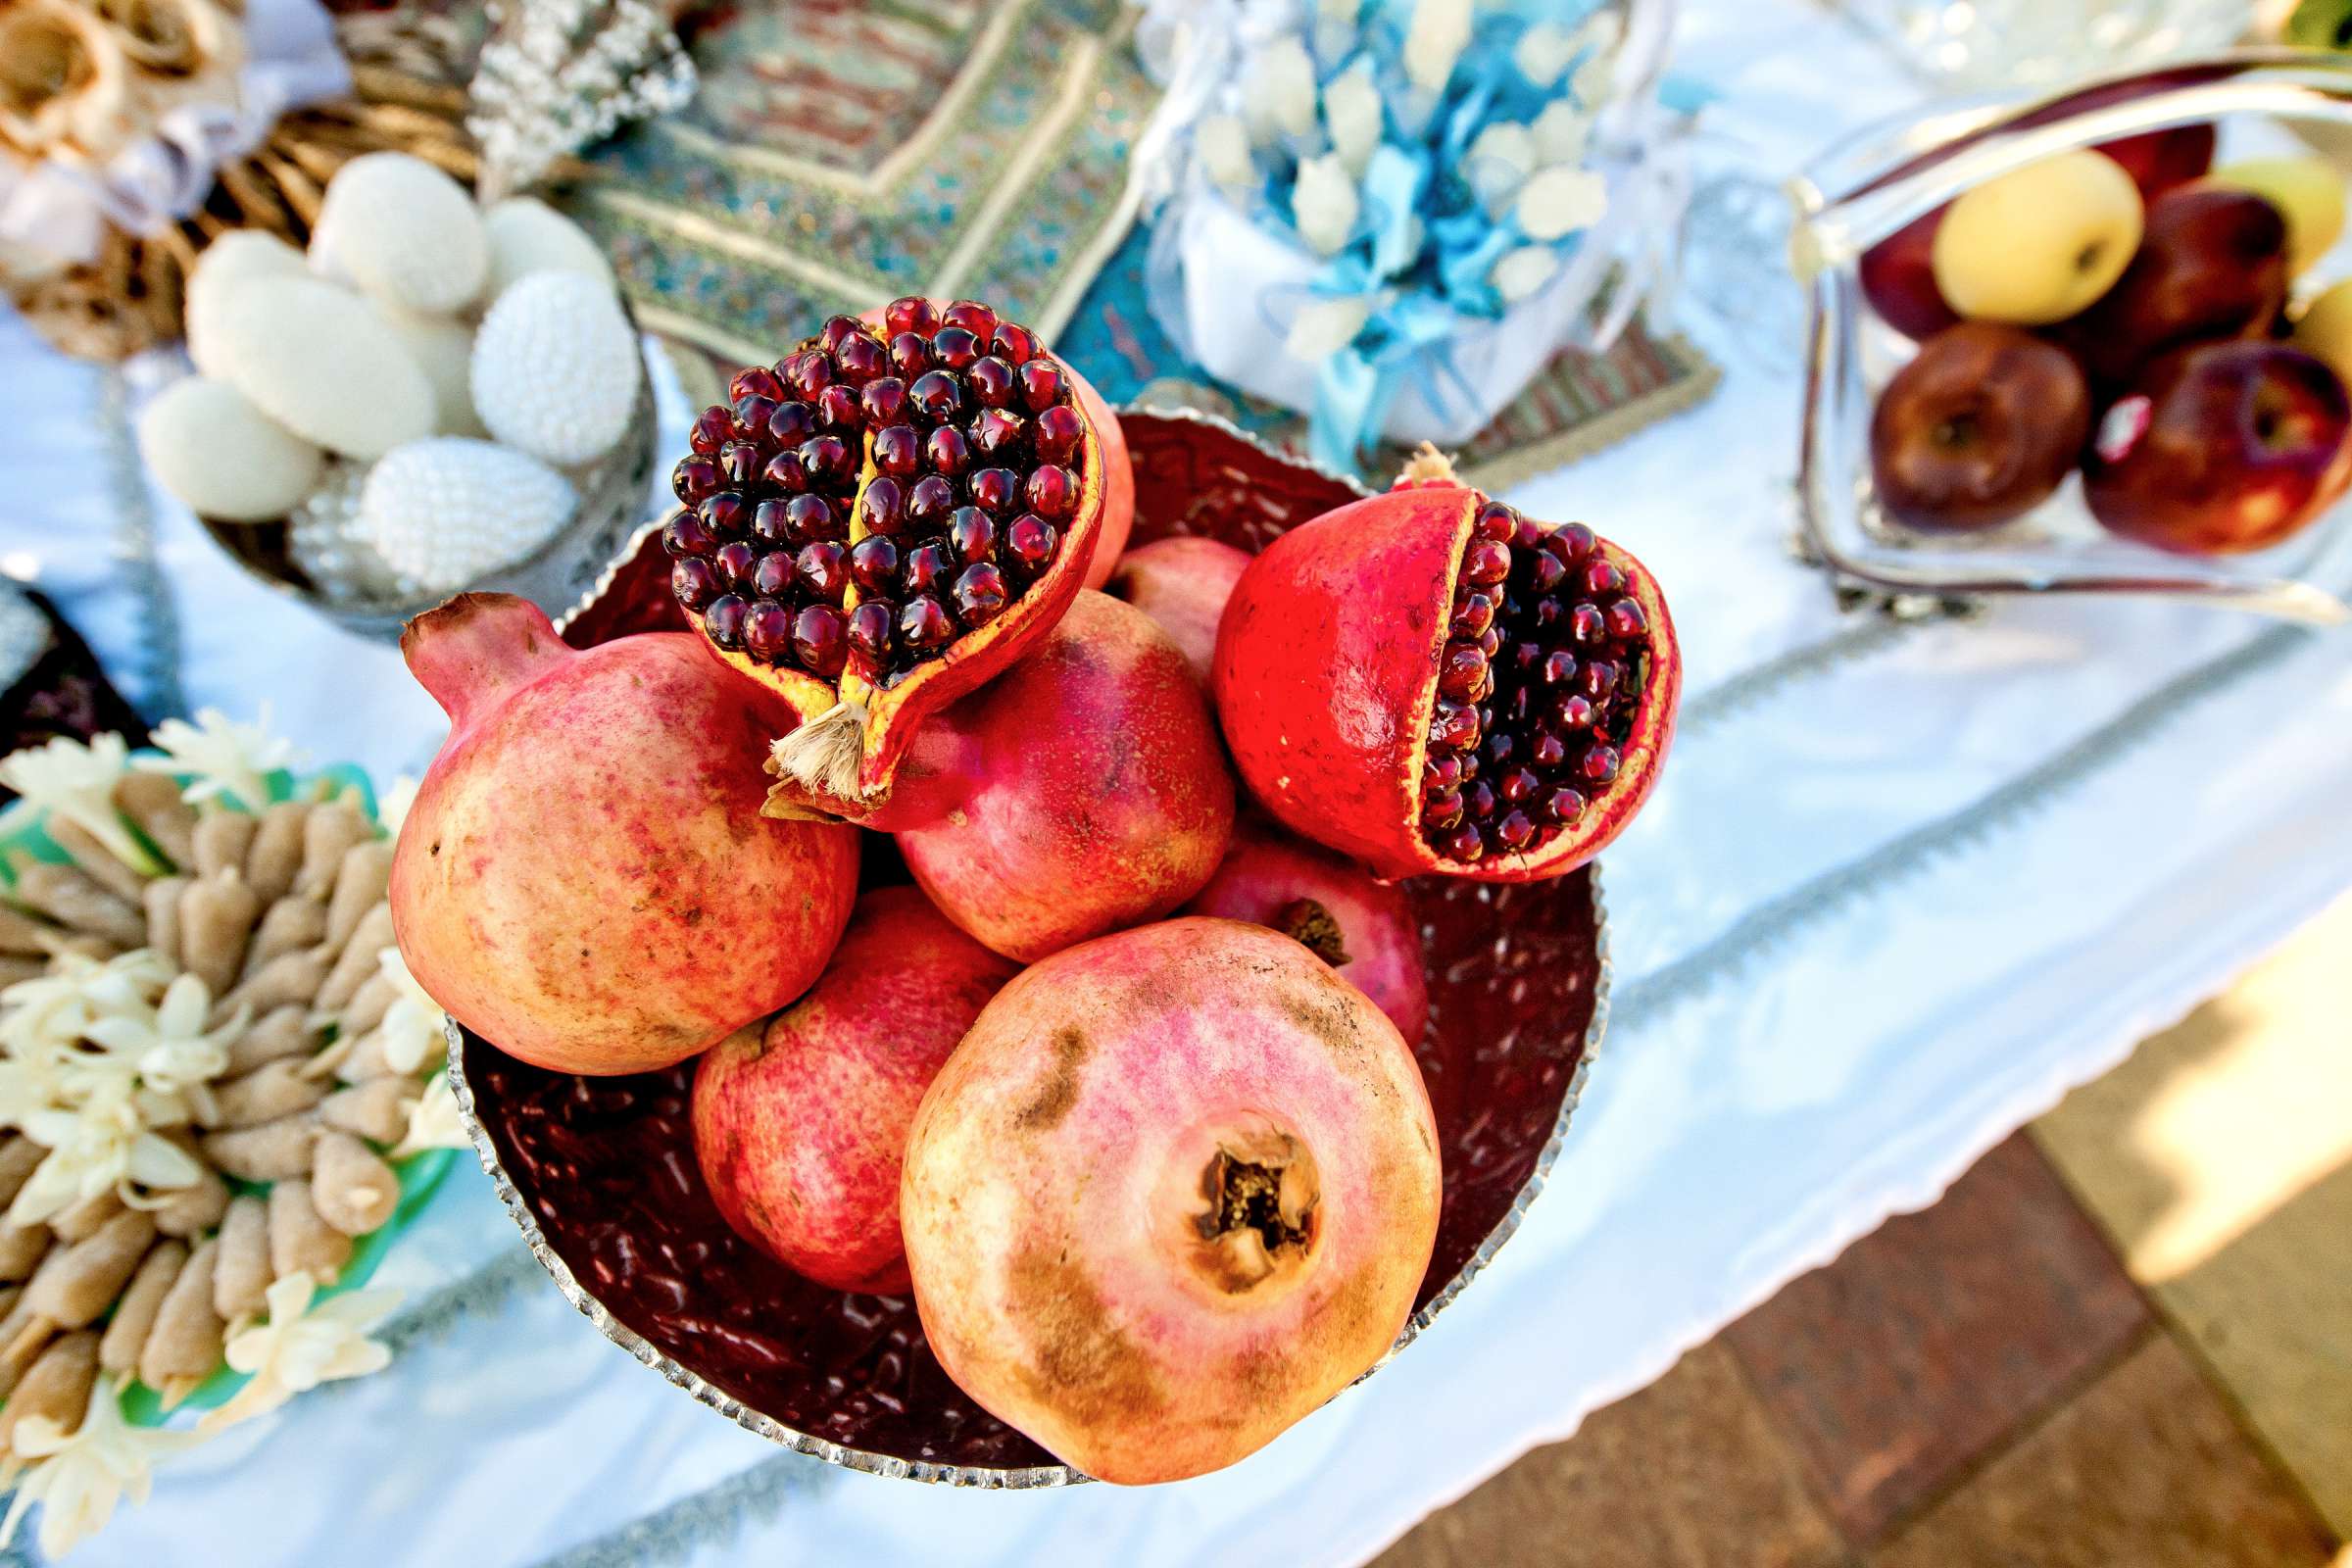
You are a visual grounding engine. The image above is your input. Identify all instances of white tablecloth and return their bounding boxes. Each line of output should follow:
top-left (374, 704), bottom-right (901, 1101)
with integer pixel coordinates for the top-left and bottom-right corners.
top-left (8, 3), bottom-right (2352, 1564)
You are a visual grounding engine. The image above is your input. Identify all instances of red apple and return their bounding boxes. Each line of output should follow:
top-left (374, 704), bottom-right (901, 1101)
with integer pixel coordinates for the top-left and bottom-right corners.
top-left (2083, 341), bottom-right (2352, 555)
top-left (2062, 186), bottom-right (2289, 388)
top-left (2093, 124), bottom-right (2217, 200)
top-left (1861, 209), bottom-right (1961, 340)
top-left (1871, 321), bottom-right (2092, 531)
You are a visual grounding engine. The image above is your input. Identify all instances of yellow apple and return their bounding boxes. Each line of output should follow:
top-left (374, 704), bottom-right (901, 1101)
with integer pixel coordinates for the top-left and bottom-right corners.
top-left (2293, 275), bottom-right (2352, 383)
top-left (1931, 151), bottom-right (2144, 325)
top-left (2207, 156), bottom-right (2347, 274)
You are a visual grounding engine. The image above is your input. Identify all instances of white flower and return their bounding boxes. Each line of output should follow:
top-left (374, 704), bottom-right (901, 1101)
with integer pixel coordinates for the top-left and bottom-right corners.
top-left (1196, 114), bottom-right (1256, 193)
top-left (0, 1377), bottom-right (205, 1560)
top-left (374, 948), bottom-right (450, 1076)
top-left (1492, 244), bottom-right (1563, 304)
top-left (0, 951), bottom-right (179, 1111)
top-left (1468, 122), bottom-right (1540, 215)
top-left (1294, 154), bottom-right (1360, 257)
top-left (1571, 11), bottom-right (1625, 102)
top-left (83, 974), bottom-right (241, 1108)
top-left (1322, 65), bottom-right (1384, 180)
top-left (1532, 100), bottom-right (1591, 168)
top-left (1517, 167), bottom-right (1609, 242)
top-left (1243, 35), bottom-right (1319, 143)
top-left (392, 1071), bottom-right (470, 1158)
top-left (200, 1274), bottom-right (401, 1433)
top-left (132, 706), bottom-right (305, 813)
top-left (1284, 295), bottom-right (1375, 363)
top-left (0, 735), bottom-right (163, 878)
top-left (1403, 0), bottom-right (1473, 96)
top-left (1515, 22), bottom-right (1578, 87)
top-left (13, 1079), bottom-right (204, 1226)
top-left (373, 775), bottom-right (420, 838)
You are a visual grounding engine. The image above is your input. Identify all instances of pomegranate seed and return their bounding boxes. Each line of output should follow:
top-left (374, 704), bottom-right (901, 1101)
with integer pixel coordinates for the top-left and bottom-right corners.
top-left (705, 594), bottom-right (748, 650)
top-left (1429, 701), bottom-right (1480, 752)
top-left (907, 475), bottom-right (956, 527)
top-left (966, 467), bottom-right (1016, 514)
top-left (924, 425), bottom-right (971, 476)
top-left (1569, 604), bottom-right (1607, 646)
top-left (1437, 641), bottom-right (1488, 699)
top-left (1607, 597), bottom-right (1647, 639)
top-left (1017, 359), bottom-right (1064, 413)
top-left (1482, 730), bottom-right (1515, 768)
top-left (671, 558), bottom-right (719, 609)
top-left (970, 407), bottom-right (1025, 458)
top-left (848, 601), bottom-right (894, 663)
top-left (783, 494), bottom-right (834, 541)
top-left (1424, 788), bottom-right (1463, 828)
top-left (818, 317), bottom-right (863, 355)
top-left (1583, 559), bottom-right (1626, 598)
top-left (797, 541), bottom-right (849, 602)
top-left (672, 457), bottom-right (720, 506)
top-left (1494, 809), bottom-right (1536, 851)
top-left (765, 401), bottom-right (816, 448)
top-left (1544, 786), bottom-right (1587, 823)
top-left (849, 535), bottom-right (900, 593)
top-left (1581, 660), bottom-right (1618, 701)
top-left (1554, 693), bottom-right (1596, 730)
top-left (699, 492), bottom-right (746, 538)
top-left (1549, 523), bottom-right (1595, 563)
top-left (1531, 732), bottom-right (1566, 769)
top-left (991, 321), bottom-right (1037, 365)
top-left (792, 605), bottom-right (849, 675)
top-left (752, 551), bottom-right (793, 598)
top-left (719, 442), bottom-right (762, 487)
top-left (858, 478), bottom-right (905, 535)
top-left (1005, 514), bottom-right (1055, 570)
top-left (968, 357), bottom-right (1015, 409)
top-left (1475, 502), bottom-right (1516, 542)
top-left (889, 331), bottom-right (932, 379)
top-left (903, 543), bottom-right (951, 595)
top-left (760, 451), bottom-right (806, 495)
top-left (1499, 767), bottom-right (1538, 805)
top-left (1580, 745), bottom-right (1621, 785)
top-left (1542, 649), bottom-right (1576, 685)
top-left (834, 331), bottom-right (887, 384)
top-left (1032, 404), bottom-right (1083, 464)
top-left (798, 435), bottom-right (852, 487)
top-left (1442, 824), bottom-right (1485, 862)
top-left (1529, 551), bottom-right (1567, 595)
top-left (873, 424), bottom-right (920, 476)
top-left (943, 300), bottom-right (999, 340)
top-left (713, 540), bottom-right (757, 585)
top-left (1513, 514), bottom-right (1545, 550)
top-left (744, 600), bottom-right (792, 662)
top-left (933, 326), bottom-right (982, 370)
top-left (817, 384), bottom-right (862, 431)
top-left (1464, 780), bottom-right (1496, 820)
top-left (731, 366), bottom-right (784, 405)
top-left (860, 377), bottom-right (908, 426)
top-left (899, 596), bottom-right (955, 650)
top-left (690, 407), bottom-right (732, 454)
top-left (949, 508), bottom-right (996, 563)
top-left (1025, 465), bottom-right (1075, 518)
top-left (782, 351), bottom-right (830, 401)
top-left (1425, 755), bottom-right (1461, 791)
top-left (1461, 538), bottom-right (1511, 585)
top-left (954, 563), bottom-right (1009, 624)
top-left (732, 393), bottom-right (778, 437)
top-left (909, 371), bottom-right (964, 424)
top-left (1451, 591), bottom-right (1495, 637)
top-left (750, 500), bottom-right (791, 544)
top-left (885, 297), bottom-right (937, 337)
top-left (662, 511), bottom-right (714, 558)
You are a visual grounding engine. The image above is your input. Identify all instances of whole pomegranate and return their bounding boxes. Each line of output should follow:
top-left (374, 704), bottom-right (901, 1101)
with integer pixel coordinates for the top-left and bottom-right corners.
top-left (1215, 449), bottom-right (1680, 880)
top-left (391, 594), bottom-right (858, 1074)
top-left (1103, 535), bottom-right (1252, 683)
top-left (1182, 818), bottom-right (1429, 1041)
top-left (782, 590), bottom-right (1235, 963)
top-left (691, 886), bottom-right (1018, 1293)
top-left (669, 298), bottom-right (1133, 821)
top-left (901, 917), bottom-right (1442, 1484)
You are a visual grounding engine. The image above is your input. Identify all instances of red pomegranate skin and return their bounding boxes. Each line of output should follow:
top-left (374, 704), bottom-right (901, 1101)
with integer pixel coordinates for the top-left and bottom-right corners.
top-left (1182, 818), bottom-right (1430, 1041)
top-left (892, 591), bottom-right (1236, 962)
top-left (1104, 535), bottom-right (1253, 683)
top-left (901, 917), bottom-right (1442, 1484)
top-left (391, 595), bottom-right (859, 1075)
top-left (691, 886), bottom-right (1018, 1293)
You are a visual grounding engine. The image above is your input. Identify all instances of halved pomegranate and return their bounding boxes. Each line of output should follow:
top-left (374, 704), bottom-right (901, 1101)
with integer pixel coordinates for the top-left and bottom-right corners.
top-left (666, 298), bottom-right (1131, 819)
top-left (1213, 449), bottom-right (1680, 881)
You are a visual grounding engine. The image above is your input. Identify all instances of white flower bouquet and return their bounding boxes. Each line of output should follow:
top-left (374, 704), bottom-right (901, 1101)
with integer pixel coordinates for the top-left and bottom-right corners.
top-left (1136, 0), bottom-right (1685, 470)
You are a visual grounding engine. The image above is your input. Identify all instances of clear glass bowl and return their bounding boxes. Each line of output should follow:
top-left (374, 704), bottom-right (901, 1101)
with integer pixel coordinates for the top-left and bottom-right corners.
top-left (1788, 50), bottom-right (2352, 624)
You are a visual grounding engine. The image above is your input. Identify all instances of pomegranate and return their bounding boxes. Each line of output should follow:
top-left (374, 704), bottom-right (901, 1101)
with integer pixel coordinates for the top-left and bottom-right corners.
top-left (900, 917), bottom-right (1441, 1484)
top-left (1103, 535), bottom-right (1252, 683)
top-left (1181, 818), bottom-right (1429, 1041)
top-left (1213, 449), bottom-right (1680, 880)
top-left (838, 591), bottom-right (1237, 962)
top-left (391, 594), bottom-right (858, 1075)
top-left (691, 885), bottom-right (1018, 1293)
top-left (672, 298), bottom-right (1133, 819)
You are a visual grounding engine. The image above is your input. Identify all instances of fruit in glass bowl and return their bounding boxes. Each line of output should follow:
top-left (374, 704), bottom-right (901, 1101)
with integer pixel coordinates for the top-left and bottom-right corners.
top-left (1868, 321), bottom-right (2092, 532)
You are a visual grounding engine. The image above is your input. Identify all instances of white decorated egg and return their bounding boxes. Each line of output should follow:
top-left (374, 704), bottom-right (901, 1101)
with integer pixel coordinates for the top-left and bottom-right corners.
top-left (212, 276), bottom-right (435, 459)
top-left (310, 152), bottom-right (489, 314)
top-left (469, 270), bottom-right (638, 466)
top-left (136, 377), bottom-right (324, 522)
